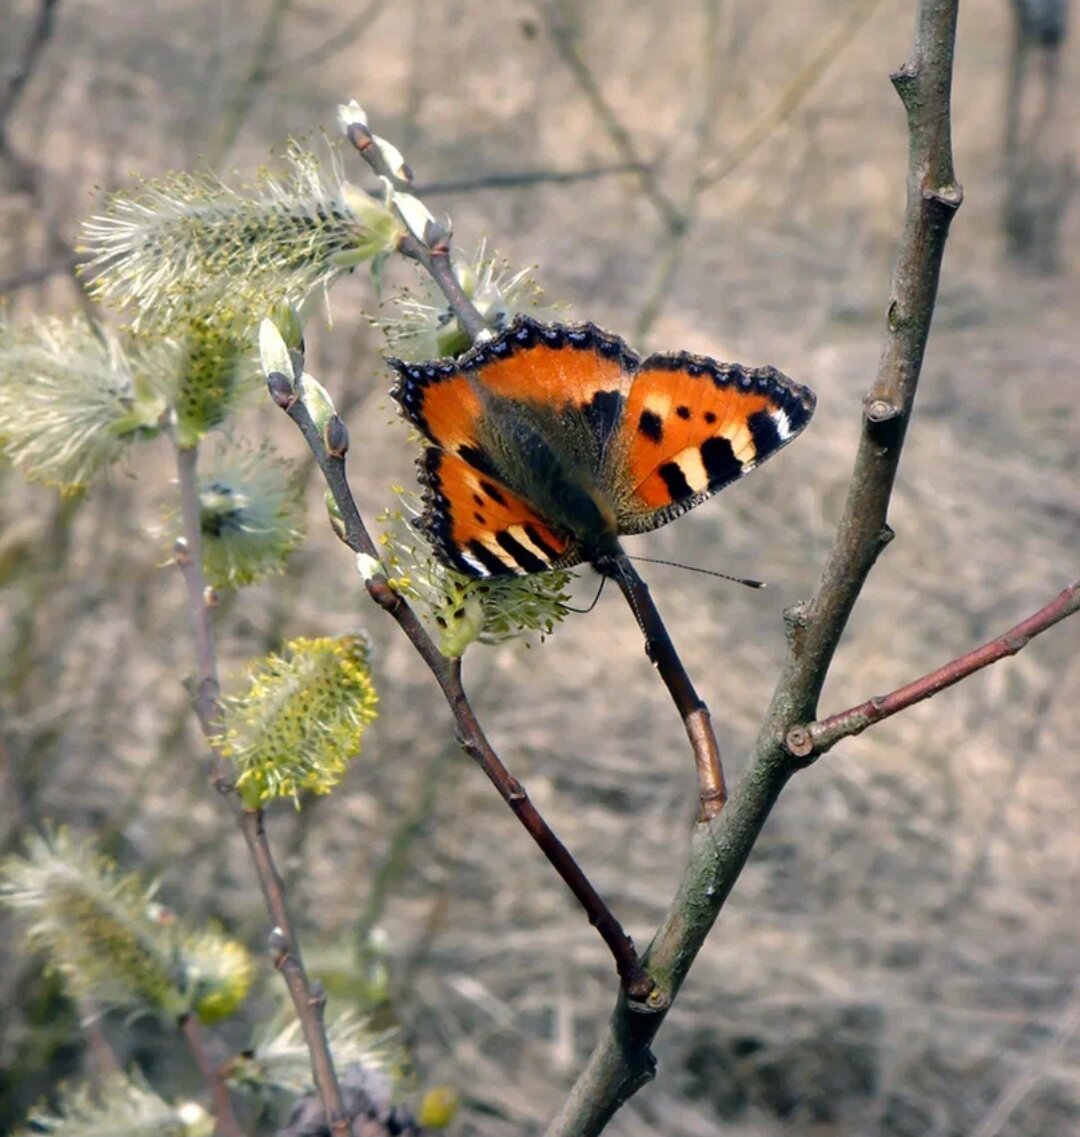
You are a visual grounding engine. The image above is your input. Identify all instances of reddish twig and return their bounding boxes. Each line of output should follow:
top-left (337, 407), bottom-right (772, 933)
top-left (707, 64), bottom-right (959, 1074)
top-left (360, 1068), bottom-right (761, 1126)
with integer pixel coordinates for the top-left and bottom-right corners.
top-left (172, 440), bottom-right (351, 1136)
top-left (272, 390), bottom-right (652, 998)
top-left (786, 580), bottom-right (1080, 759)
top-left (609, 554), bottom-right (725, 820)
top-left (180, 1014), bottom-right (244, 1137)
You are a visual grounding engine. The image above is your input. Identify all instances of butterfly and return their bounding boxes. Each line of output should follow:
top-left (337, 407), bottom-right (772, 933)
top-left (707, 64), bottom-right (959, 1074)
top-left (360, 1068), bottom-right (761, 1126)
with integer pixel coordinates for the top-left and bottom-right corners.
top-left (388, 315), bottom-right (816, 578)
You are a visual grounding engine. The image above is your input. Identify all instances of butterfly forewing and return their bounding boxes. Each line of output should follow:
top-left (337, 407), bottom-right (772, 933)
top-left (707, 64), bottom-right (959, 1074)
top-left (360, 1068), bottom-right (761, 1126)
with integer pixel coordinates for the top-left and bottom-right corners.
top-left (614, 354), bottom-right (816, 534)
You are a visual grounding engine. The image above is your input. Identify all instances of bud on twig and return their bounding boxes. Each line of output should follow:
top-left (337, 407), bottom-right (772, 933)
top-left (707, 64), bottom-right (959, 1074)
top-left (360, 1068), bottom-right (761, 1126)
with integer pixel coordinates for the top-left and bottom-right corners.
top-left (325, 414), bottom-right (349, 458)
top-left (266, 371), bottom-right (296, 410)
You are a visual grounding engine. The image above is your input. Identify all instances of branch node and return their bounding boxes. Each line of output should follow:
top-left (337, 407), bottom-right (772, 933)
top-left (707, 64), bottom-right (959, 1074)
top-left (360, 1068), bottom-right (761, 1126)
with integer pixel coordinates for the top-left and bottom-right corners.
top-left (889, 62), bottom-right (918, 101)
top-left (924, 182), bottom-right (964, 209)
top-left (864, 395), bottom-right (902, 423)
top-left (785, 725), bottom-right (815, 759)
top-left (308, 980), bottom-right (328, 1013)
top-left (268, 925), bottom-right (289, 960)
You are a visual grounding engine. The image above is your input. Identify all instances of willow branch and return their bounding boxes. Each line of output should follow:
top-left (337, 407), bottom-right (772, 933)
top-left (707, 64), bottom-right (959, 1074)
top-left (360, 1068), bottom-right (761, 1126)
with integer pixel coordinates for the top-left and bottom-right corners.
top-left (172, 440), bottom-right (351, 1136)
top-left (274, 393), bottom-right (649, 996)
top-left (610, 554), bottom-right (725, 820)
top-left (416, 161), bottom-right (649, 196)
top-left (538, 0), bottom-right (682, 232)
top-left (180, 1014), bottom-right (243, 1137)
top-left (636, 0), bottom-right (887, 340)
top-left (342, 116), bottom-right (493, 342)
top-left (786, 580), bottom-right (1080, 758)
top-left (547, 3), bottom-right (963, 1132)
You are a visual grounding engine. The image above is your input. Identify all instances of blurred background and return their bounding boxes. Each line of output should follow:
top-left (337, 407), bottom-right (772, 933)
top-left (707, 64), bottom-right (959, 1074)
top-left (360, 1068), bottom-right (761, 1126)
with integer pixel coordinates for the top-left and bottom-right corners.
top-left (1, 0), bottom-right (1078, 1134)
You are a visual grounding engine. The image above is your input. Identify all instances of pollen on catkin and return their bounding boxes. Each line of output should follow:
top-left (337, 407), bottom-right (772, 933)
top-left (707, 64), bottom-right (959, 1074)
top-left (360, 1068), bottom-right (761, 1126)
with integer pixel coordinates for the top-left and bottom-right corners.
top-left (222, 635), bottom-right (379, 806)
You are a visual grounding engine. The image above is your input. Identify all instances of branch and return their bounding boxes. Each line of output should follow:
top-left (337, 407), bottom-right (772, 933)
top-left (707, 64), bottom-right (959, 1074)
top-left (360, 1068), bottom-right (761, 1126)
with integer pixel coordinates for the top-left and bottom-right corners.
top-left (0, 0), bottom-right (60, 138)
top-left (547, 2), bottom-right (963, 1132)
top-left (272, 389), bottom-right (650, 997)
top-left (416, 161), bottom-right (649, 196)
top-left (610, 554), bottom-right (725, 820)
top-left (172, 440), bottom-right (352, 1136)
top-left (180, 1014), bottom-right (243, 1137)
top-left (539, 0), bottom-right (683, 233)
top-left (635, 0), bottom-right (887, 340)
top-left (786, 580), bottom-right (1080, 758)
top-left (341, 115), bottom-right (492, 342)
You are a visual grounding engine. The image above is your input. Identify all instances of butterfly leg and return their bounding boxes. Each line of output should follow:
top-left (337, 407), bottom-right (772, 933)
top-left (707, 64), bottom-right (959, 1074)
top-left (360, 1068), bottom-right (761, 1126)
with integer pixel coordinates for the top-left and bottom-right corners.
top-left (600, 549), bottom-right (727, 820)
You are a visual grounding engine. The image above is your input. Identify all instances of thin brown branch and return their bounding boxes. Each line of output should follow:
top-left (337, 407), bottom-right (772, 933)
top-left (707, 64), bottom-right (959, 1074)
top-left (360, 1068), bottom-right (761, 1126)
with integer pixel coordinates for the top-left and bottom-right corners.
top-left (208, 0), bottom-right (295, 167)
top-left (635, 0), bottom-right (887, 341)
top-left (266, 0), bottom-right (386, 76)
top-left (275, 393), bottom-right (650, 996)
top-left (172, 439), bottom-right (351, 1136)
top-left (244, 810), bottom-right (350, 1137)
top-left (547, 3), bottom-right (963, 1132)
top-left (0, 0), bottom-right (60, 136)
top-left (786, 580), bottom-right (1080, 758)
top-left (539, 1), bottom-right (683, 233)
top-left (180, 1013), bottom-right (244, 1137)
top-left (700, 0), bottom-right (887, 189)
top-left (416, 161), bottom-right (649, 196)
top-left (609, 553), bottom-right (725, 820)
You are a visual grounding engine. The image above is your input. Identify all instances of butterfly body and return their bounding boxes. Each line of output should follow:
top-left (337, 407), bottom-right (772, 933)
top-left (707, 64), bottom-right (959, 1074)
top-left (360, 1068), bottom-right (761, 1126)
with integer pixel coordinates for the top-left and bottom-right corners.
top-left (389, 316), bottom-right (816, 578)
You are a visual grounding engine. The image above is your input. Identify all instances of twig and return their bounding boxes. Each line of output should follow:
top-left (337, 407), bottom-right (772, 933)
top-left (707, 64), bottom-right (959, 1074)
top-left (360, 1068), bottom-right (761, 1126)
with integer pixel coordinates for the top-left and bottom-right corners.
top-left (635, 0), bottom-right (887, 341)
top-left (699, 0), bottom-right (888, 189)
top-left (208, 0), bottom-right (295, 167)
top-left (546, 3), bottom-right (963, 1132)
top-left (609, 554), bottom-right (725, 820)
top-left (786, 581), bottom-right (1080, 758)
top-left (265, 0), bottom-right (386, 76)
top-left (538, 0), bottom-right (683, 233)
top-left (180, 1013), bottom-right (244, 1137)
top-left (274, 391), bottom-right (650, 997)
top-left (0, 0), bottom-right (60, 138)
top-left (342, 118), bottom-right (493, 343)
top-left (172, 440), bottom-right (351, 1136)
top-left (416, 161), bottom-right (649, 196)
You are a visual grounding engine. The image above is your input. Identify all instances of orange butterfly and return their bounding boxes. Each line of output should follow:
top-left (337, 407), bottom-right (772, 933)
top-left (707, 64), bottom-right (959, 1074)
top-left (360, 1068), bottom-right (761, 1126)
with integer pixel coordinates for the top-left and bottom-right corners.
top-left (390, 316), bottom-right (815, 577)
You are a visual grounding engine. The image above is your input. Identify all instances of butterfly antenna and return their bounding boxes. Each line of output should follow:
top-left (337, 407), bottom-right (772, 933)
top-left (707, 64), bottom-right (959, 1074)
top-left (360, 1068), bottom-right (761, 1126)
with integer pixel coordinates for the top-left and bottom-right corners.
top-left (565, 575), bottom-right (607, 614)
top-left (628, 555), bottom-right (767, 589)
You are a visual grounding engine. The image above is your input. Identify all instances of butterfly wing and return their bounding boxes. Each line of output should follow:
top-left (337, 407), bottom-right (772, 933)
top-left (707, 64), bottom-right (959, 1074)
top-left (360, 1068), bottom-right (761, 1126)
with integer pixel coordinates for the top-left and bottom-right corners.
top-left (390, 316), bottom-right (640, 576)
top-left (457, 316), bottom-right (637, 470)
top-left (390, 360), bottom-right (580, 576)
top-left (417, 448), bottom-right (580, 577)
top-left (613, 352), bottom-right (816, 535)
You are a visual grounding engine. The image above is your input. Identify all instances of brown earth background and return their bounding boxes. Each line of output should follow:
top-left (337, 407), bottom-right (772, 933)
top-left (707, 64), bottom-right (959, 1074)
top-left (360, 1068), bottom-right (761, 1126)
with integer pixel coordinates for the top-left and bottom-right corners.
top-left (1, 1), bottom-right (1079, 1134)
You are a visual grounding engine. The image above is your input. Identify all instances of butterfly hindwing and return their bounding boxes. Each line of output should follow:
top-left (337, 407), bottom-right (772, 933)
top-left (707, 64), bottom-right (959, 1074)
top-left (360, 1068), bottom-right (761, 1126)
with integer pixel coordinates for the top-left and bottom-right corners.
top-left (615, 353), bottom-right (816, 534)
top-left (417, 448), bottom-right (580, 578)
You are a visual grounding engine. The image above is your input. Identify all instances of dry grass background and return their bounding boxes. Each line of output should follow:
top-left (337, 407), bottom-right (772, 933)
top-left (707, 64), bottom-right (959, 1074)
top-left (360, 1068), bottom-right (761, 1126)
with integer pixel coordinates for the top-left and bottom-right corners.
top-left (1, 1), bottom-right (1079, 1134)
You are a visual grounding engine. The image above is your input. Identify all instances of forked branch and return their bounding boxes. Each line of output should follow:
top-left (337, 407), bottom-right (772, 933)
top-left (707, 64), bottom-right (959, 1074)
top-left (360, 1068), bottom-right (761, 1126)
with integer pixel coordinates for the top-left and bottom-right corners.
top-left (546, 2), bottom-right (964, 1132)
